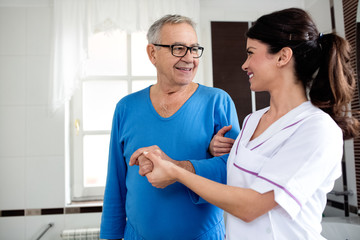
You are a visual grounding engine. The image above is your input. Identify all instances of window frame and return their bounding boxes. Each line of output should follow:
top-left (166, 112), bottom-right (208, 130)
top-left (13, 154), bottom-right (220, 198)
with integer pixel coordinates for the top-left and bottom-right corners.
top-left (69, 32), bottom-right (157, 201)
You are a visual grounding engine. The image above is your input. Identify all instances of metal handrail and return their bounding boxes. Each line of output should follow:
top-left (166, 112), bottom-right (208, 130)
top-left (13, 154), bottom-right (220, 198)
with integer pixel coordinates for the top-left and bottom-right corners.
top-left (329, 190), bottom-right (354, 196)
top-left (36, 223), bottom-right (54, 240)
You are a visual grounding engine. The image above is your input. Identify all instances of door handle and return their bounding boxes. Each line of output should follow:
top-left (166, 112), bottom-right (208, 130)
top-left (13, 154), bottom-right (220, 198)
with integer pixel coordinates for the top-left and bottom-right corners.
top-left (75, 119), bottom-right (80, 135)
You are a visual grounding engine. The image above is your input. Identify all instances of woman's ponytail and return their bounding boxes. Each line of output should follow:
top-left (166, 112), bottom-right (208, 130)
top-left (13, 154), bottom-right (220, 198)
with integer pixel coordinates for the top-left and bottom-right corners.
top-left (310, 33), bottom-right (359, 139)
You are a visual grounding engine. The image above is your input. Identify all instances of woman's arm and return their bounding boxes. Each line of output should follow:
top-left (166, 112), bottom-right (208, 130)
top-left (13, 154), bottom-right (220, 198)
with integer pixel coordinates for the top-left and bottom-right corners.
top-left (144, 151), bottom-right (278, 222)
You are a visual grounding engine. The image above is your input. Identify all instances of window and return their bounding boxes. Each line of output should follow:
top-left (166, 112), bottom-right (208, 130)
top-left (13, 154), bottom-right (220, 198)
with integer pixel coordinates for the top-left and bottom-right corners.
top-left (70, 30), bottom-right (156, 200)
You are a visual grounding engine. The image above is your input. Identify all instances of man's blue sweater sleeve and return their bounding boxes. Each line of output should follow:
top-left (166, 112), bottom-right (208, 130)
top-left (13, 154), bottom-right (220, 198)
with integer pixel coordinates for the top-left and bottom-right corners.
top-left (100, 106), bottom-right (127, 239)
top-left (188, 95), bottom-right (240, 204)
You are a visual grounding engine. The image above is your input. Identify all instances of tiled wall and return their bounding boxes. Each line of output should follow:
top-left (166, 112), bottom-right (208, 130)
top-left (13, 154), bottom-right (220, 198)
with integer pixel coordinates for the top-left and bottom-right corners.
top-left (0, 3), bottom-right (101, 240)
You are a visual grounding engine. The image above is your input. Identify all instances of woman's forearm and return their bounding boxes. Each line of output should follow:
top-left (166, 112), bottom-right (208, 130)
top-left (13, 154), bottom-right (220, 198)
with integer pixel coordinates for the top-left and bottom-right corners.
top-left (170, 162), bottom-right (277, 222)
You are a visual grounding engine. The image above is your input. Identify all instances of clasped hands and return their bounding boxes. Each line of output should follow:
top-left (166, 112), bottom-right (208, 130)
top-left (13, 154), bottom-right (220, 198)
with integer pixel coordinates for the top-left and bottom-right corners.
top-left (129, 145), bottom-right (177, 188)
top-left (129, 125), bottom-right (234, 188)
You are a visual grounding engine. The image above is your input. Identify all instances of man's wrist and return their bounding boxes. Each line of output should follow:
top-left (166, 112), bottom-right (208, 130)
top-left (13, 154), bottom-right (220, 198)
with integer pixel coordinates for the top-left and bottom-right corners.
top-left (172, 160), bottom-right (195, 174)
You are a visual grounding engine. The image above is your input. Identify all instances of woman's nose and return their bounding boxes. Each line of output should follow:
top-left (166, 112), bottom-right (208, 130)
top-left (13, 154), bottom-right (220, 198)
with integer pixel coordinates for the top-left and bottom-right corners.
top-left (241, 61), bottom-right (248, 71)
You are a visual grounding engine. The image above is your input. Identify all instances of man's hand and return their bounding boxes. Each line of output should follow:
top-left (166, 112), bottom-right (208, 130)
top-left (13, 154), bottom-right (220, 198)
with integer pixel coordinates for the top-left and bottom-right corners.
top-left (130, 145), bottom-right (194, 187)
top-left (209, 125), bottom-right (235, 157)
top-left (130, 145), bottom-right (172, 177)
top-left (143, 151), bottom-right (178, 189)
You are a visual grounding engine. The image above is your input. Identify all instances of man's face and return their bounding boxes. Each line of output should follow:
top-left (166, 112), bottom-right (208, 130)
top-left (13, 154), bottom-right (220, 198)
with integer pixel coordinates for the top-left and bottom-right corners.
top-left (152, 23), bottom-right (199, 87)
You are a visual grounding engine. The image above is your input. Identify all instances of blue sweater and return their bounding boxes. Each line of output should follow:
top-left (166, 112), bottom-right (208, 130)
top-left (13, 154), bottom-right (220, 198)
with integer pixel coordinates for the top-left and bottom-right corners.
top-left (100, 84), bottom-right (240, 240)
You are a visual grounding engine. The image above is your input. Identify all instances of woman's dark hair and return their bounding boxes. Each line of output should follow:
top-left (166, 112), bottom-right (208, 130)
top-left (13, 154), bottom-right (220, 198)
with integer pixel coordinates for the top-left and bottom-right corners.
top-left (247, 8), bottom-right (359, 139)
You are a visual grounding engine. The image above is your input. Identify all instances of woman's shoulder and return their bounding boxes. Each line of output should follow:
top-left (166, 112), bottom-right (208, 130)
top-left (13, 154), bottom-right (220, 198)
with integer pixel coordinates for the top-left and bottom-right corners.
top-left (298, 104), bottom-right (343, 142)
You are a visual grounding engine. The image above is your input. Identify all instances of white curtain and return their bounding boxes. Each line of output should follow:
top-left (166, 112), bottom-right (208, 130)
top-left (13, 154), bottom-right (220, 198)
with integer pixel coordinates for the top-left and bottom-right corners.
top-left (49, 0), bottom-right (200, 112)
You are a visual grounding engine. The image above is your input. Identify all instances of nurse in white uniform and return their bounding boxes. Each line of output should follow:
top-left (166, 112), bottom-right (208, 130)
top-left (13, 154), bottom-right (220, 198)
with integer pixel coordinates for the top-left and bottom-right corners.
top-left (142, 8), bottom-right (360, 240)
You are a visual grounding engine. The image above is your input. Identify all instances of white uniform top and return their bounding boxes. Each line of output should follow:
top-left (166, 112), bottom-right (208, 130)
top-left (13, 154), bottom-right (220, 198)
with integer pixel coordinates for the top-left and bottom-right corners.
top-left (225, 101), bottom-right (343, 240)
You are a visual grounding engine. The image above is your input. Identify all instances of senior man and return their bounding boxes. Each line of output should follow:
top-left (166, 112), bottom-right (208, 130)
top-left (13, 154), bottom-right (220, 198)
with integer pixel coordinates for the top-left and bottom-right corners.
top-left (100, 14), bottom-right (239, 240)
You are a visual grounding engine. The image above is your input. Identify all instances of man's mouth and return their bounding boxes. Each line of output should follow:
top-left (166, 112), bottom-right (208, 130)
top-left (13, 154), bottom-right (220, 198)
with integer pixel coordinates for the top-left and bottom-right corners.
top-left (176, 67), bottom-right (192, 71)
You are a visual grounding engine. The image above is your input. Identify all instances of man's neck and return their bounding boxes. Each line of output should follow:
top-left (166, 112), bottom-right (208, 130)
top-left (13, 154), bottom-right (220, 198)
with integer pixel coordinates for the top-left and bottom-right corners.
top-left (150, 82), bottom-right (198, 118)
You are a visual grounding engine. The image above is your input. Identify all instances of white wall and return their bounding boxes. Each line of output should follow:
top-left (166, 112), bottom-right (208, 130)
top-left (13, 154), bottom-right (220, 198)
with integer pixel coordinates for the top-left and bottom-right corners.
top-left (0, 1), bottom-right (101, 239)
top-left (0, 0), bottom-right (356, 239)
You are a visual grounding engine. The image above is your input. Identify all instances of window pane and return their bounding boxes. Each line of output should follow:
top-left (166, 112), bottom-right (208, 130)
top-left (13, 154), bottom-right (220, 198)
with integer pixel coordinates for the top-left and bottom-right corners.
top-left (132, 80), bottom-right (157, 93)
top-left (83, 80), bottom-right (128, 131)
top-left (131, 32), bottom-right (156, 76)
top-left (85, 30), bottom-right (127, 76)
top-left (83, 134), bottom-right (109, 187)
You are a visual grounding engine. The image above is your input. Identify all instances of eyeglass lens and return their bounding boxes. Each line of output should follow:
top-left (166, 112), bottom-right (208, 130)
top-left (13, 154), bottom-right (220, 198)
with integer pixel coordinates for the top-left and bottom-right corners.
top-left (172, 45), bottom-right (203, 58)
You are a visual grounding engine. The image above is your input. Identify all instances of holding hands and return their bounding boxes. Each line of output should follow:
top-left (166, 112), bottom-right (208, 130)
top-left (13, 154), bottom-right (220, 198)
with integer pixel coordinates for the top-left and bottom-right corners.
top-left (143, 151), bottom-right (179, 188)
top-left (130, 145), bottom-right (170, 175)
top-left (129, 145), bottom-right (177, 187)
top-left (130, 125), bottom-right (235, 188)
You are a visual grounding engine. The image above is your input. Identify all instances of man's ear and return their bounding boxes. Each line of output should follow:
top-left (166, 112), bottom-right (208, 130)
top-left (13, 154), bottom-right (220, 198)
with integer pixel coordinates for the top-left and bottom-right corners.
top-left (277, 47), bottom-right (293, 67)
top-left (147, 44), bottom-right (157, 65)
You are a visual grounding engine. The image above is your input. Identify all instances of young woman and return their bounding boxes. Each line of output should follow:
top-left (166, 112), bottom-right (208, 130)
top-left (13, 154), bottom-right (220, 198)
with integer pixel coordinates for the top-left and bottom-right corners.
top-left (141, 8), bottom-right (359, 239)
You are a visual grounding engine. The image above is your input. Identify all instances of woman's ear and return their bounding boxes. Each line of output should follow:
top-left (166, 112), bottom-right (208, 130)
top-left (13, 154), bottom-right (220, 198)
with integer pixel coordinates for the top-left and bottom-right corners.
top-left (147, 44), bottom-right (157, 65)
top-left (277, 47), bottom-right (293, 67)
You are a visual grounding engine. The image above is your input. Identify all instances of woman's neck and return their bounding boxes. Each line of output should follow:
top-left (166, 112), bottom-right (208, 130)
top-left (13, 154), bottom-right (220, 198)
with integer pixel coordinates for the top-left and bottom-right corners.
top-left (267, 79), bottom-right (308, 120)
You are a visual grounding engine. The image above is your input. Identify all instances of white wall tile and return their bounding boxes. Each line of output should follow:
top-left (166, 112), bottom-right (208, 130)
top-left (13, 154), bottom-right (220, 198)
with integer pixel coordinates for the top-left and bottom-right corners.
top-left (26, 56), bottom-right (50, 105)
top-left (26, 7), bottom-right (51, 55)
top-left (0, 157), bottom-right (26, 209)
top-left (25, 215), bottom-right (64, 240)
top-left (0, 216), bottom-right (26, 240)
top-left (64, 213), bottom-right (101, 229)
top-left (0, 7), bottom-right (26, 55)
top-left (25, 156), bottom-right (65, 209)
top-left (0, 56), bottom-right (27, 105)
top-left (0, 106), bottom-right (26, 157)
top-left (0, 0), bottom-right (51, 7)
top-left (26, 106), bottom-right (64, 156)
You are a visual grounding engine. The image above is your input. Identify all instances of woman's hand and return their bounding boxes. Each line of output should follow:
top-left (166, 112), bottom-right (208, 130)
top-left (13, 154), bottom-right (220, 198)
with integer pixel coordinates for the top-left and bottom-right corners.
top-left (143, 151), bottom-right (178, 188)
top-left (130, 145), bottom-right (172, 176)
top-left (130, 146), bottom-right (177, 187)
top-left (209, 125), bottom-right (235, 156)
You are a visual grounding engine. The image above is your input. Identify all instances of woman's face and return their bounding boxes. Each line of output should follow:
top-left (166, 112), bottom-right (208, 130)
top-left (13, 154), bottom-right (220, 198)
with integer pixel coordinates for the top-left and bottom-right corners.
top-left (242, 38), bottom-right (279, 92)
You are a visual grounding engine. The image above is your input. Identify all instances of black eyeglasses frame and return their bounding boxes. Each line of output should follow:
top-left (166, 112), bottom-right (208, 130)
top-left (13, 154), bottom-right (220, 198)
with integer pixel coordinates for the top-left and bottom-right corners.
top-left (153, 44), bottom-right (204, 58)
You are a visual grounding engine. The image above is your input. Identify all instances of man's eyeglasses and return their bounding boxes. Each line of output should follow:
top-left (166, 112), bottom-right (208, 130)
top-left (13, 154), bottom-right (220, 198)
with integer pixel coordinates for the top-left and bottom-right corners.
top-left (153, 44), bottom-right (204, 58)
